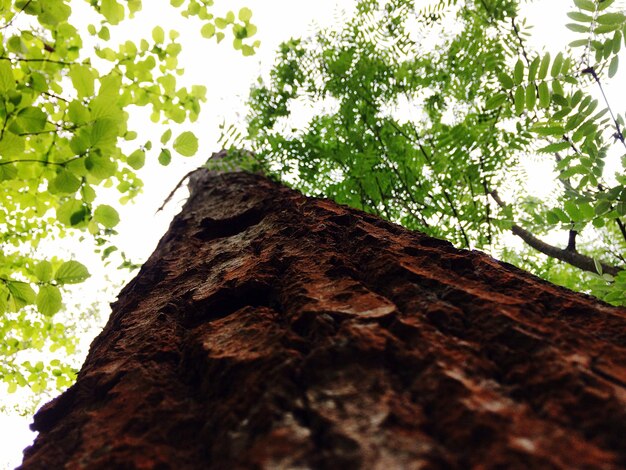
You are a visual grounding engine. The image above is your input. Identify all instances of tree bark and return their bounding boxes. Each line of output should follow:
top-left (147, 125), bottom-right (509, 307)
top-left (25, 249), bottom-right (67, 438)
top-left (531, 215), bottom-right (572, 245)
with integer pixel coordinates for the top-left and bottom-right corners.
top-left (21, 170), bottom-right (626, 469)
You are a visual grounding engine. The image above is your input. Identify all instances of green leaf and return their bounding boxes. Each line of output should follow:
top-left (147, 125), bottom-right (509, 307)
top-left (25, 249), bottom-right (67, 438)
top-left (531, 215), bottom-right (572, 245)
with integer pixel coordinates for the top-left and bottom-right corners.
top-left (567, 11), bottom-right (593, 22)
top-left (538, 52), bottom-right (550, 80)
top-left (85, 154), bottom-right (117, 179)
top-left (152, 26), bottom-right (165, 44)
top-left (36, 285), bottom-right (62, 316)
top-left (170, 0), bottom-right (184, 6)
top-left (546, 210), bottom-right (560, 225)
top-left (94, 205), bottom-right (120, 228)
top-left (127, 149), bottom-right (145, 170)
top-left (485, 93), bottom-right (507, 110)
top-left (566, 23), bottom-right (590, 33)
top-left (595, 199), bottom-right (611, 215)
top-left (513, 59), bottom-right (524, 85)
top-left (57, 199), bottom-right (88, 227)
top-left (173, 131), bottom-right (199, 156)
top-left (538, 141), bottom-right (570, 153)
top-left (34, 261), bottom-right (53, 282)
top-left (597, 13), bottom-right (626, 25)
top-left (608, 55), bottom-right (619, 78)
top-left (531, 125), bottom-right (565, 136)
top-left (100, 0), bottom-right (125, 25)
top-left (15, 107), bottom-right (47, 133)
top-left (215, 17), bottom-right (228, 29)
top-left (593, 258), bottom-right (603, 275)
top-left (51, 170), bottom-right (81, 194)
top-left (525, 85), bottom-right (536, 111)
top-left (599, 0), bottom-right (616, 10)
top-left (564, 200), bottom-right (580, 221)
top-left (573, 0), bottom-right (595, 11)
top-left (68, 65), bottom-right (96, 98)
top-left (514, 86), bottom-right (525, 114)
top-left (7, 281), bottom-right (35, 306)
top-left (158, 148), bottom-right (172, 166)
top-left (569, 39), bottom-right (589, 47)
top-left (497, 72), bottom-right (514, 90)
top-left (238, 7), bottom-right (252, 22)
top-left (160, 129), bottom-right (172, 144)
top-left (538, 81), bottom-right (550, 108)
top-left (528, 57), bottom-right (540, 82)
top-left (55, 261), bottom-right (90, 284)
top-left (201, 23), bottom-right (216, 39)
top-left (551, 52), bottom-right (563, 77)
top-left (0, 61), bottom-right (15, 92)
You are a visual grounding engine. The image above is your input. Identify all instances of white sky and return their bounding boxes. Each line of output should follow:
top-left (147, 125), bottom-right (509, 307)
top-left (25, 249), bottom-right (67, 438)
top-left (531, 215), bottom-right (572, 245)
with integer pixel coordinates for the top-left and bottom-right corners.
top-left (1, 0), bottom-right (625, 467)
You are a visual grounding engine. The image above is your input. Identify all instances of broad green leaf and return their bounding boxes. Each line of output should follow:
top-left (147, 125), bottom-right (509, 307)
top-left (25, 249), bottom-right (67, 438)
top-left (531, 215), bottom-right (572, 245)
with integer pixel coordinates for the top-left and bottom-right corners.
top-left (201, 23), bottom-right (216, 38)
top-left (36, 285), bottom-right (62, 316)
top-left (513, 59), bottom-right (524, 85)
top-left (158, 148), bottom-right (172, 166)
top-left (0, 131), bottom-right (25, 156)
top-left (546, 210), bottom-right (560, 225)
top-left (68, 100), bottom-right (90, 124)
top-left (100, 0), bottom-right (125, 25)
top-left (0, 61), bottom-right (15, 92)
top-left (55, 261), bottom-right (90, 284)
top-left (170, 0), bottom-right (184, 6)
top-left (15, 107), bottom-right (47, 133)
top-left (564, 200), bottom-right (580, 221)
top-left (34, 261), bottom-right (53, 282)
top-left (68, 65), bottom-right (96, 98)
top-left (152, 26), bottom-right (165, 43)
top-left (173, 131), bottom-right (199, 156)
top-left (238, 7), bottom-right (252, 22)
top-left (497, 72), bottom-right (514, 89)
top-left (127, 149), bottom-right (145, 170)
top-left (85, 154), bottom-right (117, 179)
top-left (538, 52), bottom-right (550, 79)
top-left (94, 205), bottom-right (120, 228)
top-left (215, 18), bottom-right (228, 29)
top-left (595, 199), bottom-right (611, 215)
top-left (7, 281), bottom-right (35, 306)
top-left (51, 170), bottom-right (81, 194)
top-left (57, 199), bottom-right (88, 227)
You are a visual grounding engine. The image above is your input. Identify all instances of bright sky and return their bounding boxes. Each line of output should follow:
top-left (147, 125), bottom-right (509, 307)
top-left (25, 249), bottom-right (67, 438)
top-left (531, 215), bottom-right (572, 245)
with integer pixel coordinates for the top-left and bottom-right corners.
top-left (1, 0), bottom-right (625, 467)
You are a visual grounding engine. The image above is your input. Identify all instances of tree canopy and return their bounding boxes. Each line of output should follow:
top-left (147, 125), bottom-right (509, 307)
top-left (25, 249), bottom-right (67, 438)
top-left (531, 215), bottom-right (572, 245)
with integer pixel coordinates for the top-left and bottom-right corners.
top-left (243, 0), bottom-right (626, 304)
top-left (0, 0), bottom-right (257, 397)
top-left (2, 0), bottom-right (626, 402)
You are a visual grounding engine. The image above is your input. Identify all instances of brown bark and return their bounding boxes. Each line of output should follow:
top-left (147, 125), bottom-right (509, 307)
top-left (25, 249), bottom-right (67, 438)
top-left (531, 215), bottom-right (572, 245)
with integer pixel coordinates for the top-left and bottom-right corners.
top-left (21, 170), bottom-right (626, 469)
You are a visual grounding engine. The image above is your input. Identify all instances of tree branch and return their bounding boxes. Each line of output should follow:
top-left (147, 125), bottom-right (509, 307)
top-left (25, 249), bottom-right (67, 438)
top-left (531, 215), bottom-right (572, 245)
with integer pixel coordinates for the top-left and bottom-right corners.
top-left (489, 189), bottom-right (622, 277)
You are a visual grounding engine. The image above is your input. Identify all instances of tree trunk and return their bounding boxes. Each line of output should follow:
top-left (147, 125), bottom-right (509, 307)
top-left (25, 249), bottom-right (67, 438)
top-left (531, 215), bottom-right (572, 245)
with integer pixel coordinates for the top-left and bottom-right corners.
top-left (20, 170), bottom-right (626, 469)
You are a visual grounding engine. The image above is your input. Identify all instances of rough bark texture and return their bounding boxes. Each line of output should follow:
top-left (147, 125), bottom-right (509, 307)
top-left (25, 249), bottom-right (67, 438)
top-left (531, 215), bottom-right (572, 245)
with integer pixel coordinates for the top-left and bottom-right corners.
top-left (21, 170), bottom-right (626, 469)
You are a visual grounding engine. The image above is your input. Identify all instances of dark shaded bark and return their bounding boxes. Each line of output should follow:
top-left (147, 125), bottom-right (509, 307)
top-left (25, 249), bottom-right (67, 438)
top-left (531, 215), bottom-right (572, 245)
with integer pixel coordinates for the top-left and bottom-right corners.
top-left (21, 170), bottom-right (626, 469)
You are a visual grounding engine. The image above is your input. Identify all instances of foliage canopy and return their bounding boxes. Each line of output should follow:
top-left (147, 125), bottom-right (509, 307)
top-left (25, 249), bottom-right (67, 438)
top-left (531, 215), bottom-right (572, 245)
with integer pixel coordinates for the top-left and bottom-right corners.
top-left (242, 0), bottom-right (626, 304)
top-left (0, 0), bottom-right (257, 396)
